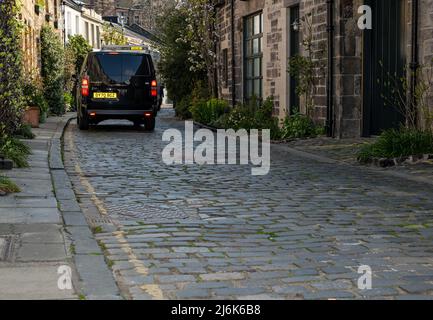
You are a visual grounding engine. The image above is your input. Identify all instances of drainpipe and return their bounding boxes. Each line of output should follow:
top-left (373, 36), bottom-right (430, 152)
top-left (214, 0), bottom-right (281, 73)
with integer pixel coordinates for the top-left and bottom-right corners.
top-left (231, 0), bottom-right (236, 107)
top-left (410, 0), bottom-right (419, 127)
top-left (326, 0), bottom-right (334, 137)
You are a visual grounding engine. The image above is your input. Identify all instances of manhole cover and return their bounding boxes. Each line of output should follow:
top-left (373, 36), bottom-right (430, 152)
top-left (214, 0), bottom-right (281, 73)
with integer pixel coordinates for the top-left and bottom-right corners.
top-left (0, 235), bottom-right (18, 262)
top-left (105, 203), bottom-right (188, 220)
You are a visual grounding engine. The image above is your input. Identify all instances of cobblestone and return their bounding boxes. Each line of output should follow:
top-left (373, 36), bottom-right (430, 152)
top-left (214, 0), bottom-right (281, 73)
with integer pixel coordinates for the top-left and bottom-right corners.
top-left (63, 108), bottom-right (433, 299)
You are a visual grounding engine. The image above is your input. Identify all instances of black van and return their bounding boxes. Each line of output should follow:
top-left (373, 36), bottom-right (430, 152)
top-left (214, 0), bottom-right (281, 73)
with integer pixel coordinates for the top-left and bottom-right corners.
top-left (76, 46), bottom-right (158, 130)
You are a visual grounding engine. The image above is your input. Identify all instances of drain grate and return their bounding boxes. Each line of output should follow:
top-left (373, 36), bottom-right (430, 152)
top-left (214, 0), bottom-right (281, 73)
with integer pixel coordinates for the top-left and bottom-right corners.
top-left (104, 203), bottom-right (189, 220)
top-left (0, 235), bottom-right (18, 262)
top-left (86, 216), bottom-right (115, 226)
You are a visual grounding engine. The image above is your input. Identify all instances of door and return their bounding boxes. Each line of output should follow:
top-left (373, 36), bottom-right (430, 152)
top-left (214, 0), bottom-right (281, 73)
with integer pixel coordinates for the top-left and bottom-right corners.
top-left (363, 0), bottom-right (406, 136)
top-left (288, 5), bottom-right (300, 114)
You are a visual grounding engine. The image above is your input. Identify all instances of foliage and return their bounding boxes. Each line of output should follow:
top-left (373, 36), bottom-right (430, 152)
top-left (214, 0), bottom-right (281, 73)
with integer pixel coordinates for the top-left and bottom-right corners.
top-left (41, 25), bottom-right (65, 115)
top-left (64, 92), bottom-right (73, 112)
top-left (175, 95), bottom-right (192, 120)
top-left (287, 12), bottom-right (326, 118)
top-left (157, 4), bottom-right (208, 104)
top-left (380, 59), bottom-right (433, 130)
top-left (212, 97), bottom-right (281, 140)
top-left (14, 124), bottom-right (35, 140)
top-left (66, 35), bottom-right (92, 74)
top-left (0, 1), bottom-right (26, 137)
top-left (23, 73), bottom-right (49, 116)
top-left (280, 113), bottom-right (323, 139)
top-left (0, 176), bottom-right (20, 194)
top-left (102, 23), bottom-right (127, 46)
top-left (190, 98), bottom-right (228, 125)
top-left (0, 135), bottom-right (31, 168)
top-left (176, 0), bottom-right (218, 96)
top-left (357, 128), bottom-right (433, 163)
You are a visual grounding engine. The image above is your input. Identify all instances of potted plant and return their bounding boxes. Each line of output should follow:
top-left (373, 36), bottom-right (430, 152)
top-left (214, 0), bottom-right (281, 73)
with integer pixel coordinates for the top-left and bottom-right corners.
top-left (23, 75), bottom-right (48, 127)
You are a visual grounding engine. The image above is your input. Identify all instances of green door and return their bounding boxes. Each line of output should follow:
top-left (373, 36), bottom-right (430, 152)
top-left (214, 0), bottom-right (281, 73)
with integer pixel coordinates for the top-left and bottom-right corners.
top-left (363, 0), bottom-right (407, 136)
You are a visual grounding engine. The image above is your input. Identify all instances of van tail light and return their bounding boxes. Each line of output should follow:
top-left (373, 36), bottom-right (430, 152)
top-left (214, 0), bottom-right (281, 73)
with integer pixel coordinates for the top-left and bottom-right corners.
top-left (81, 77), bottom-right (89, 97)
top-left (144, 112), bottom-right (152, 117)
top-left (151, 80), bottom-right (157, 97)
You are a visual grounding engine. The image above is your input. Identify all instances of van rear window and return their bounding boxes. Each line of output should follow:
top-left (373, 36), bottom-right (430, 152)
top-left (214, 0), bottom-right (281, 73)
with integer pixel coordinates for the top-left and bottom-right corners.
top-left (88, 53), bottom-right (151, 83)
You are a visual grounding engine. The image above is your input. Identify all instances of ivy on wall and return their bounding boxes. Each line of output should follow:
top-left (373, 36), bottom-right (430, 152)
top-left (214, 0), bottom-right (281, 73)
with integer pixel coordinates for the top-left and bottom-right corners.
top-left (0, 0), bottom-right (25, 137)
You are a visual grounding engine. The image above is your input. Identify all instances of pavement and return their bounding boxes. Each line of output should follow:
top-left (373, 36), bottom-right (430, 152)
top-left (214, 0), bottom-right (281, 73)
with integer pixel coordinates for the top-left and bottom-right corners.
top-left (61, 107), bottom-right (433, 300)
top-left (0, 115), bottom-right (77, 299)
top-left (0, 114), bottom-right (120, 300)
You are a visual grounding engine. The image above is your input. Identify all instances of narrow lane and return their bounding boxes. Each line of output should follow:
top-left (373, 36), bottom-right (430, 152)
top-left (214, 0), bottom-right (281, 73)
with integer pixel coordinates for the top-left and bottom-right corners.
top-left (64, 108), bottom-right (433, 299)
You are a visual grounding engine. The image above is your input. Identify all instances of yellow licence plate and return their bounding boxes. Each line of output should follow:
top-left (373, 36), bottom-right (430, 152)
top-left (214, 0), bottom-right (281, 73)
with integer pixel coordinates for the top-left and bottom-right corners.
top-left (93, 92), bottom-right (117, 99)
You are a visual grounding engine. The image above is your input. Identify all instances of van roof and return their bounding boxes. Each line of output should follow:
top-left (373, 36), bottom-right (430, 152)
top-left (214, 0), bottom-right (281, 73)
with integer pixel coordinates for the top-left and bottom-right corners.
top-left (98, 45), bottom-right (151, 54)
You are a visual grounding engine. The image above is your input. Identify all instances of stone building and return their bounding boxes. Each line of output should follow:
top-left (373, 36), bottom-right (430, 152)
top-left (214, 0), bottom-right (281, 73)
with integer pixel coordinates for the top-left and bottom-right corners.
top-left (87, 0), bottom-right (172, 31)
top-left (215, 0), bottom-right (433, 137)
top-left (21, 0), bottom-right (63, 74)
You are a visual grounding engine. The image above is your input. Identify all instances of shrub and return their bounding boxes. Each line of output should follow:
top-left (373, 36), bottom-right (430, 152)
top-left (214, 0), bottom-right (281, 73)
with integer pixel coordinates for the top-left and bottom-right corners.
top-left (175, 95), bottom-right (192, 119)
top-left (14, 124), bottom-right (35, 140)
top-left (357, 128), bottom-right (433, 163)
top-left (0, 136), bottom-right (31, 168)
top-left (212, 97), bottom-right (281, 140)
top-left (64, 92), bottom-right (74, 112)
top-left (41, 25), bottom-right (65, 115)
top-left (66, 35), bottom-right (92, 74)
top-left (280, 113), bottom-right (322, 139)
top-left (0, 1), bottom-right (26, 137)
top-left (190, 98), bottom-right (228, 125)
top-left (0, 176), bottom-right (20, 194)
top-left (23, 76), bottom-right (49, 119)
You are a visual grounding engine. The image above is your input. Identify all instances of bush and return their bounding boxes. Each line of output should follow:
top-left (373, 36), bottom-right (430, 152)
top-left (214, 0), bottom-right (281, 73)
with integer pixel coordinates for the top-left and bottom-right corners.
top-left (175, 96), bottom-right (192, 119)
top-left (41, 25), bottom-right (65, 115)
top-left (357, 128), bottom-right (433, 163)
top-left (14, 124), bottom-right (35, 140)
top-left (23, 76), bottom-right (49, 119)
top-left (190, 98), bottom-right (228, 125)
top-left (0, 1), bottom-right (26, 137)
top-left (280, 113), bottom-right (322, 139)
top-left (210, 97), bottom-right (281, 140)
top-left (0, 136), bottom-right (31, 168)
top-left (0, 176), bottom-right (20, 194)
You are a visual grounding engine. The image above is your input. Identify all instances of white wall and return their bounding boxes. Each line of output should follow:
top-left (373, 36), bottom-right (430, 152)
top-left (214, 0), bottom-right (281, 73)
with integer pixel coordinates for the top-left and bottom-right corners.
top-left (64, 4), bottom-right (102, 49)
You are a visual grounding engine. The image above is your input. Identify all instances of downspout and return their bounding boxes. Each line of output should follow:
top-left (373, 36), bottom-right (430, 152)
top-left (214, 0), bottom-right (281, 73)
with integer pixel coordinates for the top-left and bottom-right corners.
top-left (326, 0), bottom-right (334, 137)
top-left (231, 0), bottom-right (236, 107)
top-left (410, 0), bottom-right (419, 127)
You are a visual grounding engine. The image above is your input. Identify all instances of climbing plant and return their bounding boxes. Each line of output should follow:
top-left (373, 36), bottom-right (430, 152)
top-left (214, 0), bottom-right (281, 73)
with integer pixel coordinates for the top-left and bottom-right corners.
top-left (0, 0), bottom-right (25, 137)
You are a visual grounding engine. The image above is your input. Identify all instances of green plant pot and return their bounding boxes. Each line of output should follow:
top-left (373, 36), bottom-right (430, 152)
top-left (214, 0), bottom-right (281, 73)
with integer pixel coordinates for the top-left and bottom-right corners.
top-left (39, 111), bottom-right (47, 124)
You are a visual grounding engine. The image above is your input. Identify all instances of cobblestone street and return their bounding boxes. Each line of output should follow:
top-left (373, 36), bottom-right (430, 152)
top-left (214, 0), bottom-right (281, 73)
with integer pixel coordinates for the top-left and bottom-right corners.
top-left (63, 108), bottom-right (433, 300)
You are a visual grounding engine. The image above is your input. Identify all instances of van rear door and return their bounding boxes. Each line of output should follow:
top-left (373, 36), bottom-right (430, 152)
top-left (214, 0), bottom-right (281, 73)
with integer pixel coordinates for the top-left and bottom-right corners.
top-left (86, 53), bottom-right (155, 110)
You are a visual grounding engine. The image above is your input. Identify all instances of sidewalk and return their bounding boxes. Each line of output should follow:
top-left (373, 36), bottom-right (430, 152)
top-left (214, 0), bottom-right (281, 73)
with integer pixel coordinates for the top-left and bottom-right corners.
top-left (284, 137), bottom-right (433, 186)
top-left (0, 114), bottom-right (77, 299)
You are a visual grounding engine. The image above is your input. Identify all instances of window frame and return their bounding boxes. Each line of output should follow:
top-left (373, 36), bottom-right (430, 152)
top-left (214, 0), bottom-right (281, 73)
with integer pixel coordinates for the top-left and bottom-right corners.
top-left (243, 11), bottom-right (263, 101)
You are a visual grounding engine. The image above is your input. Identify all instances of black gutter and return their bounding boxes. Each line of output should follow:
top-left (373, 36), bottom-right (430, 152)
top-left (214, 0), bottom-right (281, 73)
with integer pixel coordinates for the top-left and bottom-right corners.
top-left (231, 0), bottom-right (236, 107)
top-left (326, 0), bottom-right (334, 137)
top-left (410, 0), bottom-right (419, 127)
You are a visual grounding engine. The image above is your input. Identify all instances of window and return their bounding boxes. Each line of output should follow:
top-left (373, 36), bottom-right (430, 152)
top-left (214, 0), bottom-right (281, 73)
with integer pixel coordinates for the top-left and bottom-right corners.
top-left (75, 15), bottom-right (79, 34)
top-left (66, 12), bottom-right (72, 37)
top-left (244, 12), bottom-right (263, 100)
top-left (88, 54), bottom-right (151, 84)
top-left (85, 22), bottom-right (89, 42)
top-left (91, 24), bottom-right (95, 46)
top-left (96, 26), bottom-right (100, 49)
top-left (222, 48), bottom-right (228, 87)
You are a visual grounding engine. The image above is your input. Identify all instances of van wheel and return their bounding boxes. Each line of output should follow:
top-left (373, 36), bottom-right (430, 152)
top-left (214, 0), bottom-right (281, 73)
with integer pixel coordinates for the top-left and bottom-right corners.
top-left (145, 117), bottom-right (155, 131)
top-left (78, 112), bottom-right (89, 130)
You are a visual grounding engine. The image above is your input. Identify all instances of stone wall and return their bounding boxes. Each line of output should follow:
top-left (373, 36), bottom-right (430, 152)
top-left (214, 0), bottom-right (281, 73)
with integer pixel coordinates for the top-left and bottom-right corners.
top-left (215, 0), bottom-right (433, 137)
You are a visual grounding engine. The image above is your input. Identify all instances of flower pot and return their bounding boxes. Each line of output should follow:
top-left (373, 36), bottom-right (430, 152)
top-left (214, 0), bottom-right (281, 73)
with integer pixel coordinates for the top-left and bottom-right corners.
top-left (23, 107), bottom-right (40, 128)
